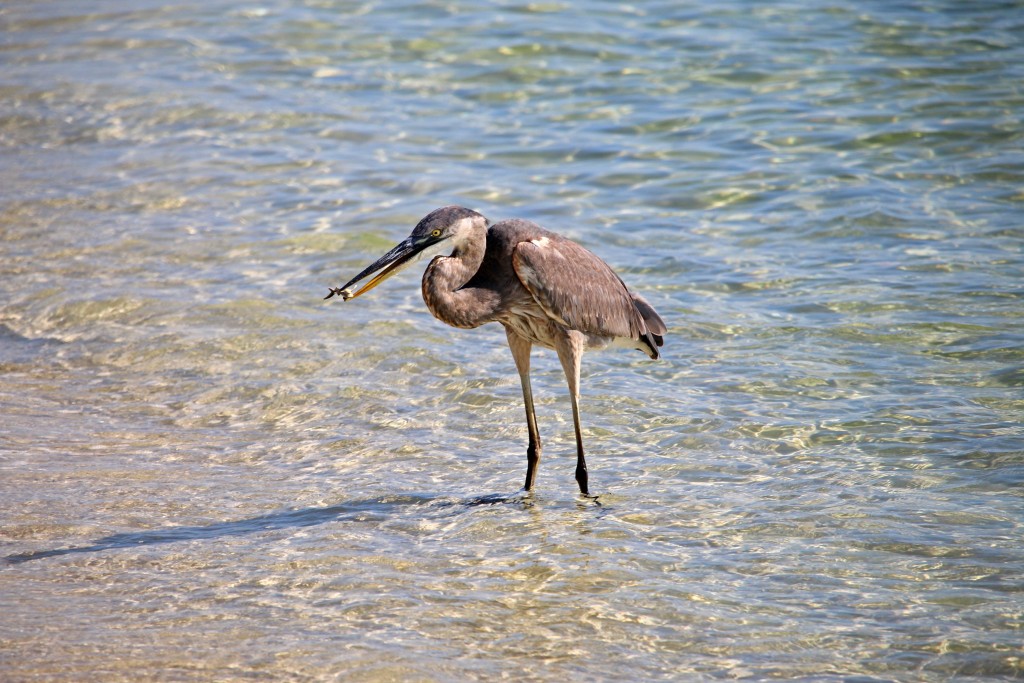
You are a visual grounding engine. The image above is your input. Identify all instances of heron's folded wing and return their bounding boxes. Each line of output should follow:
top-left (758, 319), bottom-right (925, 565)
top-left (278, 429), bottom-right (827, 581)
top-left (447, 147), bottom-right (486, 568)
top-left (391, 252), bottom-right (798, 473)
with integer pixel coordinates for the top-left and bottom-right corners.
top-left (511, 238), bottom-right (646, 342)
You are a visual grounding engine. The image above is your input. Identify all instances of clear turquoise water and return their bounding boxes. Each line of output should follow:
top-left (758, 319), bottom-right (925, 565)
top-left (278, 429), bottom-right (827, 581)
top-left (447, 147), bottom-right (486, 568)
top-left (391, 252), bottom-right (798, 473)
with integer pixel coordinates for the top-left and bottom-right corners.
top-left (2, 1), bottom-right (1022, 680)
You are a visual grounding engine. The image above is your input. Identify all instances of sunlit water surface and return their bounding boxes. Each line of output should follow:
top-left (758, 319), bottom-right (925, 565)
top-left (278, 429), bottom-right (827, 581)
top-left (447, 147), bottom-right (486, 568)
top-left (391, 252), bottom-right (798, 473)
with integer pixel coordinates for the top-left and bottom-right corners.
top-left (2, 1), bottom-right (1023, 680)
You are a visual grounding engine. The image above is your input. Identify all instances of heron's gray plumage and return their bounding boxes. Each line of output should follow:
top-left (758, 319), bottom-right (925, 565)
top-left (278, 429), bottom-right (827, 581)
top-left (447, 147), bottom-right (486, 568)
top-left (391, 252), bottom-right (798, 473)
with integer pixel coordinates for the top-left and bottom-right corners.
top-left (328, 206), bottom-right (666, 495)
top-left (512, 232), bottom-right (659, 357)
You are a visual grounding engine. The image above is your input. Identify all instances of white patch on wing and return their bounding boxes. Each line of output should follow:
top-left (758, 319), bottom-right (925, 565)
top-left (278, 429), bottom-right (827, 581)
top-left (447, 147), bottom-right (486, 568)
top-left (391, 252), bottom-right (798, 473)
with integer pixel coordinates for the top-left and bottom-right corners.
top-left (531, 235), bottom-right (567, 260)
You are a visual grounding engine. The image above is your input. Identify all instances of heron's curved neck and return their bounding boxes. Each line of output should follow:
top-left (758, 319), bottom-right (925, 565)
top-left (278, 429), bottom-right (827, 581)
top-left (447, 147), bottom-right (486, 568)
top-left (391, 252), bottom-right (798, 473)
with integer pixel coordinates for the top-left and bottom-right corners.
top-left (422, 223), bottom-right (496, 329)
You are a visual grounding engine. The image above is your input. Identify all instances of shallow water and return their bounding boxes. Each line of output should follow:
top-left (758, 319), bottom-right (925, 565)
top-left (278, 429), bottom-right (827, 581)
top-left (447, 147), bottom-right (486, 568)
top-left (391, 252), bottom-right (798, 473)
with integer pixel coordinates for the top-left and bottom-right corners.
top-left (2, 0), bottom-right (1023, 680)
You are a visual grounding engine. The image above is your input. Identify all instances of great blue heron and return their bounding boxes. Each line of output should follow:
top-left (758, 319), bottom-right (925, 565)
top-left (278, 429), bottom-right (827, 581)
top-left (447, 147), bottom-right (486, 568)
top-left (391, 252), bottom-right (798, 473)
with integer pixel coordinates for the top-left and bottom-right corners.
top-left (326, 206), bottom-right (666, 495)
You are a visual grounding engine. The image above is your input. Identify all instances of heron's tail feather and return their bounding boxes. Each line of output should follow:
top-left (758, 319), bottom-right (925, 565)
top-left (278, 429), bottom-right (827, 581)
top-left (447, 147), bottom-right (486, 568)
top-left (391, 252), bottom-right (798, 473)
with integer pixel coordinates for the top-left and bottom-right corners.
top-left (629, 291), bottom-right (665, 358)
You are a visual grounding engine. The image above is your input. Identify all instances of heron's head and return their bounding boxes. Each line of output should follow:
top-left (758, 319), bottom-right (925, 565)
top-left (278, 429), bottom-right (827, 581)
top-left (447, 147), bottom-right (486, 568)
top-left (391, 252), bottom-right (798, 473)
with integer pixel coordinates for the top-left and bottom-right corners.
top-left (328, 206), bottom-right (487, 301)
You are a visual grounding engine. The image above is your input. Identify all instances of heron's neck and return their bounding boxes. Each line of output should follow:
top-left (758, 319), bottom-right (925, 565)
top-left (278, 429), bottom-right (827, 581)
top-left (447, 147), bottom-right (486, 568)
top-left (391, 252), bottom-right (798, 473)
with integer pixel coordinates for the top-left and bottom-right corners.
top-left (422, 224), bottom-right (496, 329)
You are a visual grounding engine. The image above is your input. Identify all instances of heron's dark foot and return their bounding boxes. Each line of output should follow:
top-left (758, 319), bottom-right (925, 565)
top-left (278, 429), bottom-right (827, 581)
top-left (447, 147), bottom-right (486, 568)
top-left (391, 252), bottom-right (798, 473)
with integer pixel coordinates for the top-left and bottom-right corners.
top-left (575, 465), bottom-right (589, 496)
top-left (524, 444), bottom-right (540, 491)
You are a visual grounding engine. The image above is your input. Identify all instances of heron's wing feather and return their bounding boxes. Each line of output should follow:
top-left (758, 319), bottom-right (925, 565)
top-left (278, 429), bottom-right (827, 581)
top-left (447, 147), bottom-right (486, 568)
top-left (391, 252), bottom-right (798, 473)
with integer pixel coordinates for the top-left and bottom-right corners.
top-left (512, 238), bottom-right (647, 342)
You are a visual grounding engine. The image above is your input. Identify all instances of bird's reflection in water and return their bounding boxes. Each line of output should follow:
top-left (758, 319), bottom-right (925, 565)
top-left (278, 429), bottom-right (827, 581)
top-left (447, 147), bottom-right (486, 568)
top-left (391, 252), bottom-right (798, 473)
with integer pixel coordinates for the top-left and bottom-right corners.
top-left (3, 491), bottom-right (596, 565)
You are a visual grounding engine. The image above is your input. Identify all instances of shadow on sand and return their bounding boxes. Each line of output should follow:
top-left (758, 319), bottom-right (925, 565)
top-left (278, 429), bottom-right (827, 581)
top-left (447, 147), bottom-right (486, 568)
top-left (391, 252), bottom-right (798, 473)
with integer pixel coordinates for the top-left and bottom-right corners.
top-left (4, 491), bottom-right (532, 566)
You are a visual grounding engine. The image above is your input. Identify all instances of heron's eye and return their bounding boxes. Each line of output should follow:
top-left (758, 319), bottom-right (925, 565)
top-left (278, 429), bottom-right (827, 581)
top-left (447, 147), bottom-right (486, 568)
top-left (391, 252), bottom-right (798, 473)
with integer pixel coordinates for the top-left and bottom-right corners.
top-left (431, 229), bottom-right (442, 238)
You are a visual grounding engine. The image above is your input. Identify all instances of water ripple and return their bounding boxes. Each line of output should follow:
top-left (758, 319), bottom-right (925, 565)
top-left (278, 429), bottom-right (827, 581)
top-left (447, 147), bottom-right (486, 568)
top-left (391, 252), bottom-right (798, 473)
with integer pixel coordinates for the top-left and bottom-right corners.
top-left (2, 0), bottom-right (1023, 680)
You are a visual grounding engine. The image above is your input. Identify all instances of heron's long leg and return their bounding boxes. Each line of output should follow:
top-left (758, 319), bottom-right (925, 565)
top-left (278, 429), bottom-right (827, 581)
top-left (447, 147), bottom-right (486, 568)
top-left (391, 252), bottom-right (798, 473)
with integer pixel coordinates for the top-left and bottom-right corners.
top-left (505, 327), bottom-right (541, 491)
top-left (556, 333), bottom-right (589, 496)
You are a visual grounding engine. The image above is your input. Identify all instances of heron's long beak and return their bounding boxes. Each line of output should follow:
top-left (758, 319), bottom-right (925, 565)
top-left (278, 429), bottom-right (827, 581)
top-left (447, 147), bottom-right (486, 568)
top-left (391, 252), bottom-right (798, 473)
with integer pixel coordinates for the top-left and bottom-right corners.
top-left (326, 237), bottom-right (424, 301)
